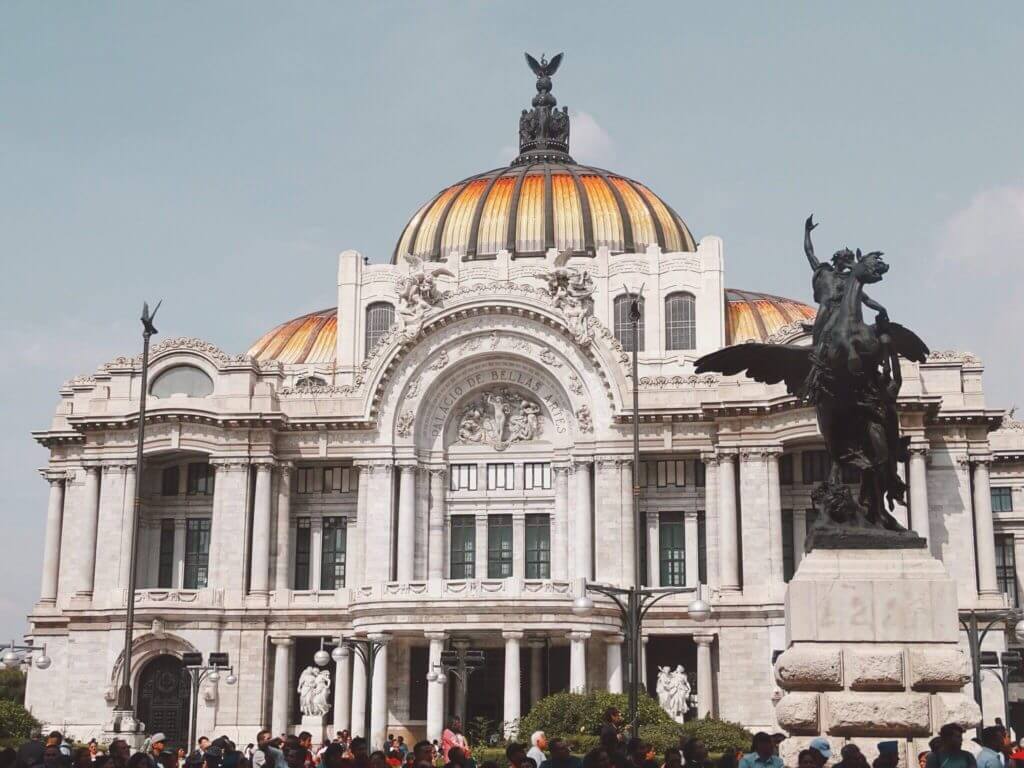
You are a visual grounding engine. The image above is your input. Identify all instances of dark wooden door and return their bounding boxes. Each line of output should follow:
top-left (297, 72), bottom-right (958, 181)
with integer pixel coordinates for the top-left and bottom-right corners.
top-left (137, 656), bottom-right (190, 751)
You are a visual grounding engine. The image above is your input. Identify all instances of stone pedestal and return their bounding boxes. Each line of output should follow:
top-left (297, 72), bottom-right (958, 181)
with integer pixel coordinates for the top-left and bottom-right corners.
top-left (298, 714), bottom-right (328, 742)
top-left (102, 709), bottom-right (146, 749)
top-left (774, 548), bottom-right (979, 767)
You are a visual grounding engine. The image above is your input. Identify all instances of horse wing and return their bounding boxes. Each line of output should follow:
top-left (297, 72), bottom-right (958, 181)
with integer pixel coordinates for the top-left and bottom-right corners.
top-left (885, 322), bottom-right (930, 363)
top-left (695, 343), bottom-right (812, 396)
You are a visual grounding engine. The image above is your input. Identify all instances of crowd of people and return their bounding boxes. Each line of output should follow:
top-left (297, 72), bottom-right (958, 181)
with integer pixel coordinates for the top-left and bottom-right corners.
top-left (0, 713), bottom-right (1019, 768)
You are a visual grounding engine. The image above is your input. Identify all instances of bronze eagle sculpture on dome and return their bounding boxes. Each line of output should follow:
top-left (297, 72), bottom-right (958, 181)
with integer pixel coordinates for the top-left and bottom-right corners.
top-left (696, 216), bottom-right (930, 547)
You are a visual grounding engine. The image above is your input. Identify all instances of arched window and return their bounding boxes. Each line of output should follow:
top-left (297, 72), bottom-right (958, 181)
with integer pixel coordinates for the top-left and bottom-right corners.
top-left (613, 293), bottom-right (645, 352)
top-left (365, 302), bottom-right (395, 357)
top-left (150, 365), bottom-right (214, 398)
top-left (665, 292), bottom-right (696, 350)
top-left (294, 375), bottom-right (327, 389)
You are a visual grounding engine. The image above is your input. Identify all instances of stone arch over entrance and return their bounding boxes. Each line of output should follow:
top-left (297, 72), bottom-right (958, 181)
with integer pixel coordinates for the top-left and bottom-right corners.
top-left (136, 655), bottom-right (190, 751)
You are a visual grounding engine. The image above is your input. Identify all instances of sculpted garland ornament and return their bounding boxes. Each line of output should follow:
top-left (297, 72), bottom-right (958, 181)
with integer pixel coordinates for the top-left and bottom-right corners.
top-left (456, 388), bottom-right (543, 450)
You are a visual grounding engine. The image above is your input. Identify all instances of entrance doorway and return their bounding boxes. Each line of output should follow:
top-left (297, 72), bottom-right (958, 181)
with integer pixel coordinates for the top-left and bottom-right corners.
top-left (137, 655), bottom-right (191, 751)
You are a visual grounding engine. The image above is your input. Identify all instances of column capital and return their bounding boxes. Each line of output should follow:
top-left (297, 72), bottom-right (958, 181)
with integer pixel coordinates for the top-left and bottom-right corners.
top-left (552, 463), bottom-right (572, 477)
top-left (209, 457), bottom-right (250, 471)
top-left (366, 632), bottom-right (389, 642)
top-left (568, 630), bottom-right (592, 642)
top-left (738, 447), bottom-right (775, 461)
top-left (693, 633), bottom-right (715, 647)
top-left (429, 467), bottom-right (448, 481)
top-left (398, 462), bottom-right (419, 473)
top-left (604, 634), bottom-right (625, 645)
top-left (270, 636), bottom-right (293, 647)
top-left (714, 449), bottom-right (737, 463)
top-left (276, 461), bottom-right (294, 477)
top-left (971, 454), bottom-right (994, 467)
top-left (699, 451), bottom-right (719, 466)
top-left (683, 509), bottom-right (700, 521)
top-left (101, 462), bottom-right (134, 475)
top-left (424, 631), bottom-right (447, 641)
top-left (908, 444), bottom-right (930, 457)
top-left (571, 457), bottom-right (594, 470)
top-left (502, 630), bottom-right (525, 641)
top-left (253, 459), bottom-right (277, 472)
top-left (40, 469), bottom-right (66, 485)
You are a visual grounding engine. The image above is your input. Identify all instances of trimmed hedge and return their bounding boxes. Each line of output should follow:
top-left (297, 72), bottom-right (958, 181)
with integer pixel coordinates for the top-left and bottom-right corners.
top-left (679, 717), bottom-right (752, 755)
top-left (0, 699), bottom-right (39, 748)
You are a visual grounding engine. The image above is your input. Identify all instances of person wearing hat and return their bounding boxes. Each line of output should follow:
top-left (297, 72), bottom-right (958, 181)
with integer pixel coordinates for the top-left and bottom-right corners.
top-left (926, 724), bottom-right (977, 768)
top-left (738, 733), bottom-right (783, 768)
top-left (873, 743), bottom-right (899, 768)
top-left (835, 745), bottom-right (868, 768)
top-left (808, 739), bottom-right (832, 768)
top-left (976, 726), bottom-right (1007, 768)
top-left (148, 735), bottom-right (168, 768)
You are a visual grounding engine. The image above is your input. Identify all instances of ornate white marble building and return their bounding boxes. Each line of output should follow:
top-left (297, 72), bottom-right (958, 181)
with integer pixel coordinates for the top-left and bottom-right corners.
top-left (25, 58), bottom-right (1024, 749)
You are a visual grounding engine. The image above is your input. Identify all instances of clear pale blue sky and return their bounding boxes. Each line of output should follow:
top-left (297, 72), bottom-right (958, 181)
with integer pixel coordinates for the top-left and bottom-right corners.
top-left (2, 2), bottom-right (1022, 638)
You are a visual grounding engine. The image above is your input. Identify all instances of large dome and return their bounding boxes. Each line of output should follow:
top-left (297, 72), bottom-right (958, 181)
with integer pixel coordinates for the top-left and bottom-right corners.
top-left (393, 163), bottom-right (696, 262)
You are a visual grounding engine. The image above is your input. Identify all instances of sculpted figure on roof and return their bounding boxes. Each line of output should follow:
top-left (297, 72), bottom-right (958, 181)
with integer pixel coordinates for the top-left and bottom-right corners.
top-left (539, 250), bottom-right (595, 346)
top-left (397, 253), bottom-right (454, 336)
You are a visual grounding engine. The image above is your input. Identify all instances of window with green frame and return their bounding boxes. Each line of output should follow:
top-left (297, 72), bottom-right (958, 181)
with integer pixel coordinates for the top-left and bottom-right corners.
top-left (659, 512), bottom-right (685, 586)
top-left (525, 514), bottom-right (551, 579)
top-left (993, 487), bottom-right (1014, 513)
top-left (488, 515), bottom-right (514, 578)
top-left (294, 517), bottom-right (311, 590)
top-left (320, 516), bottom-right (347, 590)
top-left (995, 534), bottom-right (1019, 607)
top-left (450, 516), bottom-right (475, 579)
top-left (183, 518), bottom-right (210, 589)
top-left (157, 519), bottom-right (175, 588)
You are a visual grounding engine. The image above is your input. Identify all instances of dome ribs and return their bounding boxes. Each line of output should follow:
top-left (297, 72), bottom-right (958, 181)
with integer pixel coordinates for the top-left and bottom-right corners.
top-left (465, 170), bottom-right (504, 260)
top-left (623, 177), bottom-right (666, 252)
top-left (505, 164), bottom-right (530, 256)
top-left (564, 164), bottom-right (595, 256)
top-left (592, 168), bottom-right (634, 254)
top-left (394, 189), bottom-right (444, 262)
top-left (543, 165), bottom-right (555, 253)
top-left (431, 174), bottom-right (486, 260)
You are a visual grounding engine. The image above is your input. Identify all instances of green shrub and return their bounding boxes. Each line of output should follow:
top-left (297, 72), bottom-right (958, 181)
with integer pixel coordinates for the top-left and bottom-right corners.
top-left (679, 717), bottom-right (752, 755)
top-left (0, 699), bottom-right (39, 744)
top-left (0, 669), bottom-right (26, 705)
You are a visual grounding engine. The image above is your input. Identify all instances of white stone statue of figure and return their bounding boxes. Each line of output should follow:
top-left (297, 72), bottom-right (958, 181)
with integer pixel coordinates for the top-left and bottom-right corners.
top-left (397, 253), bottom-right (454, 335)
top-left (656, 665), bottom-right (692, 723)
top-left (298, 666), bottom-right (332, 717)
top-left (538, 251), bottom-right (595, 345)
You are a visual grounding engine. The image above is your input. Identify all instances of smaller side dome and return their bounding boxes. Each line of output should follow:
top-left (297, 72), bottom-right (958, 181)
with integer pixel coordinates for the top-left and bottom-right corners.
top-left (725, 289), bottom-right (816, 344)
top-left (247, 307), bottom-right (336, 364)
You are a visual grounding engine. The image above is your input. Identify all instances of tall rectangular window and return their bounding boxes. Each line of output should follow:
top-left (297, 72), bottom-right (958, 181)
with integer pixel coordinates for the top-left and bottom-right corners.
top-left (694, 460), bottom-right (706, 488)
top-left (801, 451), bottom-right (830, 484)
top-left (183, 518), bottom-right (210, 589)
top-left (157, 519), bottom-right (175, 588)
top-left (525, 515), bottom-right (551, 579)
top-left (782, 510), bottom-right (795, 582)
top-left (640, 460), bottom-right (685, 488)
top-left (187, 463), bottom-right (214, 495)
top-left (161, 466), bottom-right (180, 496)
top-left (614, 294), bottom-right (645, 352)
top-left (323, 466), bottom-right (356, 494)
top-left (524, 463), bottom-right (552, 490)
top-left (779, 455), bottom-right (794, 485)
top-left (450, 516), bottom-right (476, 579)
top-left (449, 464), bottom-right (478, 491)
top-left (320, 517), bottom-right (347, 590)
top-left (294, 518), bottom-right (311, 590)
top-left (296, 467), bottom-right (317, 494)
top-left (996, 535), bottom-right (1019, 607)
top-left (487, 463), bottom-right (515, 491)
top-left (993, 488), bottom-right (1014, 513)
top-left (697, 510), bottom-right (707, 584)
top-left (659, 512), bottom-right (685, 586)
top-left (488, 515), bottom-right (514, 578)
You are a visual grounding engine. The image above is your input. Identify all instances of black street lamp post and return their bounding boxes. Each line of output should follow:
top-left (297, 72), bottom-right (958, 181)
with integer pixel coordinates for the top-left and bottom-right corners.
top-left (980, 649), bottom-right (1022, 731)
top-left (115, 301), bottom-right (161, 734)
top-left (344, 635), bottom-right (389, 744)
top-left (182, 652), bottom-right (235, 753)
top-left (426, 645), bottom-right (485, 726)
top-left (961, 608), bottom-right (1024, 728)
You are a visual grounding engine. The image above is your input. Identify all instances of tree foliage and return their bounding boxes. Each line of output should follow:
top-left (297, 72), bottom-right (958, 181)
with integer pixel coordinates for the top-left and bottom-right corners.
top-left (0, 699), bottom-right (39, 744)
top-left (679, 717), bottom-right (753, 755)
top-left (0, 669), bottom-right (26, 705)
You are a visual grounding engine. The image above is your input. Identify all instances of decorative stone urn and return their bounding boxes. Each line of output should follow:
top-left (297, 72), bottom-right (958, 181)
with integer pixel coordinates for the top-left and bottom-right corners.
top-left (774, 548), bottom-right (980, 766)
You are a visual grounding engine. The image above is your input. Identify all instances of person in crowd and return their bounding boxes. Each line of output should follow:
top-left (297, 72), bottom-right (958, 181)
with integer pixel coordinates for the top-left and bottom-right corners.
top-left (174, 748), bottom-right (187, 768)
top-left (385, 751), bottom-right (401, 768)
top-left (318, 746), bottom-right (345, 768)
top-left (527, 734), bottom-right (547, 768)
top-left (872, 743), bottom-right (899, 768)
top-left (712, 749), bottom-right (736, 768)
top-left (441, 720), bottom-right (469, 764)
top-left (505, 747), bottom-right (528, 768)
top-left (16, 738), bottom-right (46, 768)
top-left (600, 710), bottom-right (625, 752)
top-left (253, 730), bottom-right (283, 768)
top-left (769, 738), bottom-right (785, 759)
top-left (394, 741), bottom-right (407, 760)
top-left (917, 753), bottom-right (931, 768)
top-left (42, 744), bottom-right (67, 768)
top-left (87, 743), bottom-right (103, 764)
top-left (599, 726), bottom-right (626, 768)
top-left (189, 739), bottom-right (211, 768)
top-left (283, 739), bottom-right (307, 768)
top-left (444, 749), bottom-right (474, 768)
top-left (807, 739), bottom-right (832, 768)
top-left (582, 751), bottom-right (610, 768)
top-left (738, 734), bottom-right (782, 768)
top-left (369, 753), bottom-right (389, 768)
top-left (45, 735), bottom-right (71, 761)
top-left (926, 724), bottom-right (977, 768)
top-left (348, 740), bottom-right (368, 768)
top-left (295, 735), bottom-right (314, 768)
top-left (682, 740), bottom-right (710, 768)
top-left (0, 747), bottom-right (17, 768)
top-left (797, 752), bottom-right (819, 768)
top-left (834, 745), bottom-right (867, 768)
top-left (624, 740), bottom-right (657, 768)
top-left (663, 750), bottom-right (682, 768)
top-left (409, 744), bottom-right (433, 768)
top-left (105, 741), bottom-right (131, 768)
top-left (539, 739), bottom-right (580, 768)
top-left (402, 753), bottom-right (414, 768)
top-left (72, 748), bottom-right (92, 768)
top-left (977, 727), bottom-right (1007, 768)
top-left (147, 735), bottom-right (168, 768)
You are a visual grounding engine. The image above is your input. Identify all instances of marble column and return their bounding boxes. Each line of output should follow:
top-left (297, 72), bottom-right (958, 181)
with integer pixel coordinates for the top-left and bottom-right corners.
top-left (425, 632), bottom-right (446, 742)
top-left (552, 466), bottom-right (570, 580)
top-left (684, 511), bottom-right (700, 587)
top-left (397, 466), bottom-right (417, 582)
top-left (529, 642), bottom-right (544, 705)
top-left (173, 519), bottom-right (187, 588)
top-left (369, 634), bottom-right (389, 749)
top-left (39, 475), bottom-right (66, 605)
top-left (701, 454), bottom-right (720, 590)
top-left (569, 631), bottom-right (589, 693)
top-left (766, 450), bottom-right (785, 590)
top-left (605, 635), bottom-right (624, 694)
top-left (717, 452), bottom-right (740, 593)
top-left (973, 458), bottom-right (1000, 598)
top-left (333, 642), bottom-right (351, 735)
top-left (250, 462), bottom-right (274, 597)
top-left (503, 631), bottom-right (523, 738)
top-left (513, 515), bottom-right (527, 580)
top-left (646, 511), bottom-right (660, 588)
top-left (574, 461), bottom-right (593, 581)
top-left (792, 510), bottom-right (808, 570)
top-left (271, 637), bottom-right (293, 735)
top-left (351, 646), bottom-right (368, 739)
top-left (274, 464), bottom-right (293, 592)
top-left (907, 447), bottom-right (930, 541)
top-left (78, 465), bottom-right (101, 596)
top-left (694, 634), bottom-right (714, 718)
top-left (117, 466), bottom-right (138, 595)
top-left (621, 460), bottom-right (636, 586)
top-left (428, 470), bottom-right (446, 580)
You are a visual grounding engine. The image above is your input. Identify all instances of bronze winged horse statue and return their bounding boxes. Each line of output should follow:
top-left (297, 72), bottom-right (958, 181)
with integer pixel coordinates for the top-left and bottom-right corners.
top-left (696, 218), bottom-right (929, 541)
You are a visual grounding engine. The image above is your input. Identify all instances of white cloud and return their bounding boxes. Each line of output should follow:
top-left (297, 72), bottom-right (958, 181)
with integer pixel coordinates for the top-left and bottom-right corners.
top-left (936, 184), bottom-right (1024, 274)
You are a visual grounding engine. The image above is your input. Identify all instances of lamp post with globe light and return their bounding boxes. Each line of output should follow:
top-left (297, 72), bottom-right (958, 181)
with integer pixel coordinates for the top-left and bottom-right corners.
top-left (0, 640), bottom-right (52, 671)
top-left (338, 635), bottom-right (389, 743)
top-left (960, 608), bottom-right (1024, 728)
top-left (182, 652), bottom-right (235, 753)
top-left (572, 579), bottom-right (711, 737)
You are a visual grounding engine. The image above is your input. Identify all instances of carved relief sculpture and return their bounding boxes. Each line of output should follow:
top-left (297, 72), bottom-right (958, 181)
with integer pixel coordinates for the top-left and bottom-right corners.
top-left (539, 250), bottom-right (595, 345)
top-left (455, 388), bottom-right (543, 450)
top-left (656, 665), bottom-right (694, 723)
top-left (297, 666), bottom-right (331, 718)
top-left (397, 253), bottom-right (454, 336)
